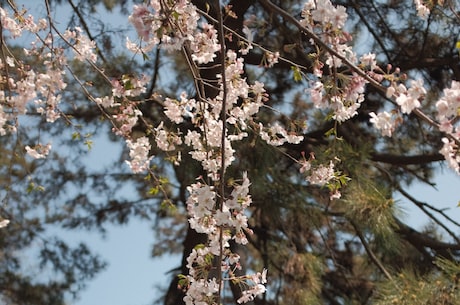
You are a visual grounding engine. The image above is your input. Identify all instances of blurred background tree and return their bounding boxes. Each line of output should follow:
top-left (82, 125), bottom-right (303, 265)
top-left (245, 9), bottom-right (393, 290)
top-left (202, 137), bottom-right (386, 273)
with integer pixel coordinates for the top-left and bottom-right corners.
top-left (0, 0), bottom-right (459, 304)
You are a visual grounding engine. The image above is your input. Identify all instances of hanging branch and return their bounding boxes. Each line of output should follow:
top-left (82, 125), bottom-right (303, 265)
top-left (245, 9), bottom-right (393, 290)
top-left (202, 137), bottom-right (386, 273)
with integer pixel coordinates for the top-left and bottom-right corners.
top-left (67, 0), bottom-right (108, 64)
top-left (397, 185), bottom-right (460, 243)
top-left (258, 0), bottom-right (460, 147)
top-left (214, 0), bottom-right (227, 301)
top-left (350, 220), bottom-right (394, 281)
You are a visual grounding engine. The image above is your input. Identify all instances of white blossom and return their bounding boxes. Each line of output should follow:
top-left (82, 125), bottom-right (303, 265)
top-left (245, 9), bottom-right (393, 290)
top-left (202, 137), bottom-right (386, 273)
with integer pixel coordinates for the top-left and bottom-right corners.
top-left (25, 143), bottom-right (52, 159)
top-left (125, 136), bottom-right (153, 173)
top-left (0, 219), bottom-right (9, 228)
top-left (369, 111), bottom-right (397, 137)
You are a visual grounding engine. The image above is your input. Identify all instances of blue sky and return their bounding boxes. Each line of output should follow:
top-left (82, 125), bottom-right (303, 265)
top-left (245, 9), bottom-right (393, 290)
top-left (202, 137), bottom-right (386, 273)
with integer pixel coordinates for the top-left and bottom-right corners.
top-left (67, 222), bottom-right (180, 305)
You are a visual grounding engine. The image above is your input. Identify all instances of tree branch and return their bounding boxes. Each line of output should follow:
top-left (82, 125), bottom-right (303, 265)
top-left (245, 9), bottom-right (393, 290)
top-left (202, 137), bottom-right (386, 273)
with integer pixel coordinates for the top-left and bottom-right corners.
top-left (371, 152), bottom-right (444, 165)
top-left (350, 220), bottom-right (393, 281)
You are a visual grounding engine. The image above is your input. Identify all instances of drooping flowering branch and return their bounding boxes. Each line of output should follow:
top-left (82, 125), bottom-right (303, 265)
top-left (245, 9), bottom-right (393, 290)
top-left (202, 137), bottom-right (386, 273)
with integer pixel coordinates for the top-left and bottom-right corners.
top-left (260, 0), bottom-right (460, 176)
top-left (127, 1), bottom-right (273, 303)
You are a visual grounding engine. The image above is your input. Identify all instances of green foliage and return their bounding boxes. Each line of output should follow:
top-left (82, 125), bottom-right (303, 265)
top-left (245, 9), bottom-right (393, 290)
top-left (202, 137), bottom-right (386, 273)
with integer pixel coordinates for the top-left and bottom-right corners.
top-left (291, 65), bottom-right (303, 82)
top-left (281, 253), bottom-right (323, 305)
top-left (375, 267), bottom-right (460, 305)
top-left (342, 178), bottom-right (398, 243)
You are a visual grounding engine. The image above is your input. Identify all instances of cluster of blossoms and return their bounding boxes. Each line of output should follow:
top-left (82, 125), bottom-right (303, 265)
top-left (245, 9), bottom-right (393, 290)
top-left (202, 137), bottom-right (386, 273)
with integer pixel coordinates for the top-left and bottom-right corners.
top-left (158, 49), bottom-right (300, 181)
top-left (369, 111), bottom-right (399, 138)
top-left (186, 173), bottom-right (252, 241)
top-left (301, 0), bottom-right (348, 30)
top-left (125, 136), bottom-right (153, 173)
top-left (299, 153), bottom-right (342, 200)
top-left (301, 1), bottom-right (374, 124)
top-left (0, 24), bottom-right (67, 132)
top-left (183, 173), bottom-right (267, 304)
top-left (413, 0), bottom-right (430, 18)
top-left (127, 1), bottom-right (201, 54)
top-left (25, 143), bottom-right (52, 159)
top-left (62, 27), bottom-right (98, 63)
top-left (389, 79), bottom-right (426, 114)
top-left (126, 1), bottom-right (276, 303)
top-left (300, 0), bottom-right (459, 177)
top-left (0, 5), bottom-right (84, 168)
top-left (0, 7), bottom-right (47, 37)
top-left (369, 79), bottom-right (426, 137)
top-left (369, 77), bottom-right (460, 174)
top-left (435, 81), bottom-right (460, 173)
top-left (0, 6), bottom-right (103, 135)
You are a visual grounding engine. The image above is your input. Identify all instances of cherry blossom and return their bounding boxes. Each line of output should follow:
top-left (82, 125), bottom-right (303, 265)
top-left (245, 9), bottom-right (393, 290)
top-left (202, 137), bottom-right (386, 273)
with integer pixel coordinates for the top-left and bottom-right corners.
top-left (395, 79), bottom-right (425, 114)
top-left (236, 269), bottom-right (268, 304)
top-left (413, 0), bottom-right (430, 19)
top-left (439, 138), bottom-right (460, 174)
top-left (125, 136), bottom-right (153, 173)
top-left (0, 219), bottom-right (9, 228)
top-left (306, 161), bottom-right (336, 186)
top-left (436, 81), bottom-right (460, 123)
top-left (190, 22), bottom-right (220, 64)
top-left (259, 123), bottom-right (304, 146)
top-left (25, 143), bottom-right (52, 159)
top-left (369, 111), bottom-right (398, 137)
top-left (309, 0), bottom-right (348, 29)
top-left (63, 27), bottom-right (98, 63)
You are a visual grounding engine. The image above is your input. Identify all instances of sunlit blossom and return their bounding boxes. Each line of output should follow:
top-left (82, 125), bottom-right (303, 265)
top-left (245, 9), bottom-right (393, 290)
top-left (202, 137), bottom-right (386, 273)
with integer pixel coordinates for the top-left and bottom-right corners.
top-left (369, 111), bottom-right (397, 137)
top-left (125, 136), bottom-right (153, 173)
top-left (25, 143), bottom-right (52, 159)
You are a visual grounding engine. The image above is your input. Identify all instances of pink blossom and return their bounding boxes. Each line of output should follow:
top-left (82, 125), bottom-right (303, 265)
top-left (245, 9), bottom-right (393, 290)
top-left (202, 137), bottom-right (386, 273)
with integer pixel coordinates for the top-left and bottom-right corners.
top-left (369, 111), bottom-right (397, 137)
top-left (306, 161), bottom-right (335, 186)
top-left (413, 0), bottom-right (430, 19)
top-left (125, 136), bottom-right (153, 173)
top-left (25, 143), bottom-right (52, 159)
top-left (359, 53), bottom-right (378, 70)
top-left (0, 219), bottom-right (9, 228)
top-left (154, 122), bottom-right (182, 151)
top-left (128, 4), bottom-right (152, 41)
top-left (439, 137), bottom-right (460, 174)
top-left (190, 22), bottom-right (220, 64)
top-left (436, 81), bottom-right (460, 121)
top-left (265, 51), bottom-right (279, 67)
top-left (395, 80), bottom-right (425, 114)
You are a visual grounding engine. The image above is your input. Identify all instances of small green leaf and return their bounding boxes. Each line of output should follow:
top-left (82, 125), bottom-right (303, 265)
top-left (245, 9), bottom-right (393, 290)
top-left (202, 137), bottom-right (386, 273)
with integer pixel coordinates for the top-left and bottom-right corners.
top-left (291, 66), bottom-right (302, 82)
top-left (84, 140), bottom-right (93, 150)
top-left (148, 187), bottom-right (159, 196)
top-left (72, 132), bottom-right (81, 140)
top-left (26, 182), bottom-right (45, 193)
top-left (177, 274), bottom-right (189, 289)
top-left (324, 127), bottom-right (336, 138)
top-left (123, 80), bottom-right (134, 90)
top-left (159, 177), bottom-right (169, 185)
top-left (26, 182), bottom-right (35, 194)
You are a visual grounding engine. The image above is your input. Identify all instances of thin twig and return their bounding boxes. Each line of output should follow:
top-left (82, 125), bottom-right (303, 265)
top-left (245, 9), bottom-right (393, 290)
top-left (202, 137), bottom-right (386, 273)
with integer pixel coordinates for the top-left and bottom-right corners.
top-left (350, 220), bottom-right (393, 281)
top-left (397, 185), bottom-right (460, 243)
top-left (215, 0), bottom-right (227, 301)
top-left (67, 0), bottom-right (108, 64)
